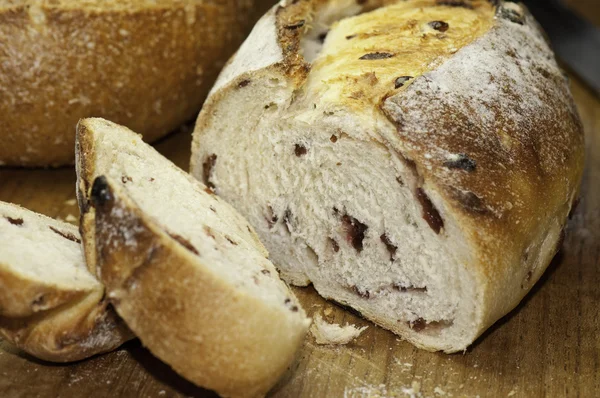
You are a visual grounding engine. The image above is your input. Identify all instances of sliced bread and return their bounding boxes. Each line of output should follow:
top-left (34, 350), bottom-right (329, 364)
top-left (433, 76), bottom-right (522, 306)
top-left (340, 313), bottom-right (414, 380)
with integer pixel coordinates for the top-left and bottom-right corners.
top-left (0, 201), bottom-right (131, 362)
top-left (76, 118), bottom-right (310, 398)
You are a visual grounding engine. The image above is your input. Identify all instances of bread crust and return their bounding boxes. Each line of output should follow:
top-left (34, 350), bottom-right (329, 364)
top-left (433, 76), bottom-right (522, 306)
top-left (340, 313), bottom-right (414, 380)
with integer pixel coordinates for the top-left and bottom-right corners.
top-left (0, 289), bottom-right (132, 363)
top-left (192, 0), bottom-right (584, 352)
top-left (76, 120), bottom-right (100, 275)
top-left (83, 176), bottom-right (309, 398)
top-left (0, 0), bottom-right (254, 167)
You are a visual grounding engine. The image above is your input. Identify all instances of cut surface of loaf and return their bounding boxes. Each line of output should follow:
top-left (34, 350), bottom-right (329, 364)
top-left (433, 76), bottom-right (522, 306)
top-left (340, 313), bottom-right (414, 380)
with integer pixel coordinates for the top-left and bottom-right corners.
top-left (191, 0), bottom-right (585, 352)
top-left (76, 118), bottom-right (310, 398)
top-left (0, 201), bottom-right (131, 362)
top-left (0, 0), bottom-right (255, 166)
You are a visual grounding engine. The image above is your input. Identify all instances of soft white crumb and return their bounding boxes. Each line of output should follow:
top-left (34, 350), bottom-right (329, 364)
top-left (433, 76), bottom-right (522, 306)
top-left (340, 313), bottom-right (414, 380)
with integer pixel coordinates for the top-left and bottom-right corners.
top-left (65, 214), bottom-right (78, 223)
top-left (310, 314), bottom-right (367, 345)
top-left (64, 199), bottom-right (77, 206)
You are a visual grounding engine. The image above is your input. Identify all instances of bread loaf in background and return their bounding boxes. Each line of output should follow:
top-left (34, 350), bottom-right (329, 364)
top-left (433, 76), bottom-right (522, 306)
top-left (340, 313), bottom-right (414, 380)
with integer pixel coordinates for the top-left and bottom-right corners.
top-left (0, 0), bottom-right (259, 167)
top-left (191, 0), bottom-right (585, 352)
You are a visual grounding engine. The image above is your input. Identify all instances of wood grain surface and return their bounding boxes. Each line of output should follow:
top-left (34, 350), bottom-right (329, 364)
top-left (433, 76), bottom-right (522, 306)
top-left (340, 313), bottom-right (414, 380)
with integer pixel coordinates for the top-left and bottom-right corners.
top-left (1, 2), bottom-right (599, 397)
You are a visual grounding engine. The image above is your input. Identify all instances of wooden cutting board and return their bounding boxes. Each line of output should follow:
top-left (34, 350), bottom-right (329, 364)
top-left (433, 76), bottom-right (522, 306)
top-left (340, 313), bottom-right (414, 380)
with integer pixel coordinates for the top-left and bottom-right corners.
top-left (1, 3), bottom-right (599, 397)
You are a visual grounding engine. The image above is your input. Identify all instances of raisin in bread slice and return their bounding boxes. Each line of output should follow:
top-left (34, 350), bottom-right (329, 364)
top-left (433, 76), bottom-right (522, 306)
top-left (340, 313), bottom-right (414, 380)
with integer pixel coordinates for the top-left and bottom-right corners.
top-left (190, 0), bottom-right (584, 353)
top-left (0, 202), bottom-right (131, 362)
top-left (76, 118), bottom-right (310, 398)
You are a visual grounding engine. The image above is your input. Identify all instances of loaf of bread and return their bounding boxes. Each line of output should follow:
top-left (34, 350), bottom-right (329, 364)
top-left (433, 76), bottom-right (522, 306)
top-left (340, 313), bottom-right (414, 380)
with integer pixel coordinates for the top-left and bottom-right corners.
top-left (0, 0), bottom-right (256, 167)
top-left (191, 0), bottom-right (585, 352)
top-left (76, 118), bottom-right (310, 398)
top-left (0, 202), bottom-right (131, 362)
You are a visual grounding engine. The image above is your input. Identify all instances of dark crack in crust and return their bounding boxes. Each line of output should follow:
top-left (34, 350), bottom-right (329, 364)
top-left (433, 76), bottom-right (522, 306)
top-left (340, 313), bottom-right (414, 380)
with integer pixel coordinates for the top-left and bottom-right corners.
top-left (274, 1), bottom-right (313, 81)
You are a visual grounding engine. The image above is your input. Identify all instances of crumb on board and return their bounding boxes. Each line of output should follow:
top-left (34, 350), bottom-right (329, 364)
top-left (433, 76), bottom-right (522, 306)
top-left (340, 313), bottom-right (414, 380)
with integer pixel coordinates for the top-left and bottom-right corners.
top-left (65, 214), bottom-right (77, 223)
top-left (310, 314), bottom-right (367, 345)
top-left (64, 199), bottom-right (77, 206)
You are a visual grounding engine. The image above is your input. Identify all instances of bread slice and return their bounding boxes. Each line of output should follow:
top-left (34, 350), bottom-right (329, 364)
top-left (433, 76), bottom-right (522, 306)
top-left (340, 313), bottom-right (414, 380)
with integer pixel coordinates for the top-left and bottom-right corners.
top-left (191, 0), bottom-right (585, 353)
top-left (76, 118), bottom-right (310, 398)
top-left (0, 0), bottom-right (257, 167)
top-left (0, 202), bottom-right (131, 362)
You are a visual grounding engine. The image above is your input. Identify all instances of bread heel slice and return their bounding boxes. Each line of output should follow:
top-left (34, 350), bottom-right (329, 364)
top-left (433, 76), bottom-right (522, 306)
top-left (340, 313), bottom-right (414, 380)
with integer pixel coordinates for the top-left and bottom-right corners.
top-left (0, 202), bottom-right (131, 362)
top-left (191, 0), bottom-right (585, 352)
top-left (76, 118), bottom-right (310, 398)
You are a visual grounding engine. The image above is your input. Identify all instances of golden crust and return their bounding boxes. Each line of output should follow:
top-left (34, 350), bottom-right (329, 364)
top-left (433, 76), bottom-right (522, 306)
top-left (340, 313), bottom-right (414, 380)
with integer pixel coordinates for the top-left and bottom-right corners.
top-left (0, 287), bottom-right (132, 363)
top-left (84, 176), bottom-right (308, 398)
top-left (0, 0), bottom-right (254, 166)
top-left (76, 120), bottom-right (100, 275)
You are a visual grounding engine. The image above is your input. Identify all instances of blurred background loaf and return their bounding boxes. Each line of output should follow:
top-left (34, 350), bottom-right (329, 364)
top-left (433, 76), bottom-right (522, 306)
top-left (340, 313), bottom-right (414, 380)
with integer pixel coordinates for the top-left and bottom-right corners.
top-left (0, 0), bottom-right (271, 167)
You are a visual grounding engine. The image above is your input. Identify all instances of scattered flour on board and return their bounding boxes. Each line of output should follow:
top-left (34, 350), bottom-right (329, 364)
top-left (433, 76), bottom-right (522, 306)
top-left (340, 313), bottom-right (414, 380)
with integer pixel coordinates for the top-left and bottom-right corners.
top-left (402, 381), bottom-right (422, 398)
top-left (343, 381), bottom-right (423, 398)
